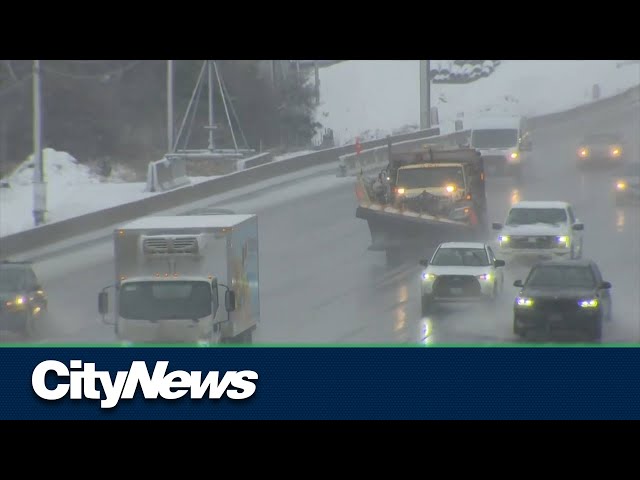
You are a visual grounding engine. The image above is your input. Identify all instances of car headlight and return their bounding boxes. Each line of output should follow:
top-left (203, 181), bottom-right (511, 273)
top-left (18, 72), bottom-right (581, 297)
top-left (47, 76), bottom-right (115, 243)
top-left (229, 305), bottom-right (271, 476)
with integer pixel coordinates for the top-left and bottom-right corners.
top-left (422, 272), bottom-right (436, 281)
top-left (396, 188), bottom-right (405, 195)
top-left (616, 181), bottom-right (627, 191)
top-left (579, 298), bottom-right (599, 308)
top-left (445, 184), bottom-right (456, 193)
top-left (556, 235), bottom-right (569, 246)
top-left (516, 296), bottom-right (534, 307)
top-left (508, 152), bottom-right (520, 162)
top-left (477, 273), bottom-right (492, 281)
top-left (578, 147), bottom-right (589, 157)
top-left (5, 295), bottom-right (27, 308)
top-left (610, 147), bottom-right (622, 157)
top-left (499, 235), bottom-right (510, 244)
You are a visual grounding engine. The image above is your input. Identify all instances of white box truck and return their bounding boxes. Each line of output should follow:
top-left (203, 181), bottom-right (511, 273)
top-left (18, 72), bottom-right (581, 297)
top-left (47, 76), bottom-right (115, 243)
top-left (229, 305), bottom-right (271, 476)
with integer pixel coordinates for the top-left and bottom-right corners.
top-left (468, 115), bottom-right (533, 180)
top-left (98, 215), bottom-right (259, 345)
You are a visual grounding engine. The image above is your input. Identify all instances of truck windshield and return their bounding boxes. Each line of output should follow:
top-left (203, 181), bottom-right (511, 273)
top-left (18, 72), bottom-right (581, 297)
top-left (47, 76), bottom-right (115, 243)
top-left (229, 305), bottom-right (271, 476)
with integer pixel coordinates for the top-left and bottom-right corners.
top-left (118, 281), bottom-right (212, 321)
top-left (471, 129), bottom-right (519, 149)
top-left (506, 208), bottom-right (567, 226)
top-left (396, 166), bottom-right (464, 189)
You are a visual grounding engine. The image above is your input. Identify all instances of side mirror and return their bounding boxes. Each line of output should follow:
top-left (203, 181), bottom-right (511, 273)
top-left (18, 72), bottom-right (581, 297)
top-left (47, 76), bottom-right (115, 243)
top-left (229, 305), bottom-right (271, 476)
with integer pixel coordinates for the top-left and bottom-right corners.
top-left (599, 281), bottom-right (612, 290)
top-left (513, 280), bottom-right (524, 288)
top-left (572, 223), bottom-right (584, 231)
top-left (492, 222), bottom-right (503, 230)
top-left (225, 290), bottom-right (236, 312)
top-left (494, 259), bottom-right (506, 268)
top-left (98, 292), bottom-right (108, 315)
top-left (419, 259), bottom-right (429, 267)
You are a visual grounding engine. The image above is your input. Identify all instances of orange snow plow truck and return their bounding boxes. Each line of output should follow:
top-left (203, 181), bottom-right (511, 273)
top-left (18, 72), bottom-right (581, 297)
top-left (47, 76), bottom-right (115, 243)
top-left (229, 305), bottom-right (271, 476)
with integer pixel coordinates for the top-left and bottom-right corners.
top-left (355, 144), bottom-right (489, 265)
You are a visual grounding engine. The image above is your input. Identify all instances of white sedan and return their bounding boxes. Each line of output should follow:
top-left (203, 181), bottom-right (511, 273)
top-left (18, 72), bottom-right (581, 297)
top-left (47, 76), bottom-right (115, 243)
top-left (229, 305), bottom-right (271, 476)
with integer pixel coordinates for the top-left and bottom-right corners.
top-left (419, 242), bottom-right (506, 315)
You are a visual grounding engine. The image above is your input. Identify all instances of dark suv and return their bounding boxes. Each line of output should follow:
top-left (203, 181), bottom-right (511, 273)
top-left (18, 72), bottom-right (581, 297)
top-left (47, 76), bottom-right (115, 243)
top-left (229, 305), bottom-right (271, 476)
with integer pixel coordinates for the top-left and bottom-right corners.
top-left (512, 259), bottom-right (612, 341)
top-left (0, 261), bottom-right (47, 337)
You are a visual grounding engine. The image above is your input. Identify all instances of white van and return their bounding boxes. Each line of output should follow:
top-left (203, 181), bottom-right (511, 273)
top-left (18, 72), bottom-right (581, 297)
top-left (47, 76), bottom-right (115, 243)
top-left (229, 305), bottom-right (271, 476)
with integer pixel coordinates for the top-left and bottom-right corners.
top-left (468, 116), bottom-right (532, 180)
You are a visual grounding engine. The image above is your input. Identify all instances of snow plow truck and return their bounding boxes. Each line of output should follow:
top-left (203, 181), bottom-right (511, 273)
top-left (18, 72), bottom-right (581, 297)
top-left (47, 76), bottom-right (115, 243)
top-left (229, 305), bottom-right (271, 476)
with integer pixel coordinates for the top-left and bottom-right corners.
top-left (355, 144), bottom-right (489, 265)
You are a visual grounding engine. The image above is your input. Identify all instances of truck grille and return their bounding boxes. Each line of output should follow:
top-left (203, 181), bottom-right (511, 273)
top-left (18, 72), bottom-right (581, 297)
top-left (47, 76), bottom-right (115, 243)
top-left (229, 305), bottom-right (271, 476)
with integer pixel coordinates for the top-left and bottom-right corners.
top-left (142, 236), bottom-right (199, 254)
top-left (510, 236), bottom-right (555, 249)
top-left (433, 275), bottom-right (481, 298)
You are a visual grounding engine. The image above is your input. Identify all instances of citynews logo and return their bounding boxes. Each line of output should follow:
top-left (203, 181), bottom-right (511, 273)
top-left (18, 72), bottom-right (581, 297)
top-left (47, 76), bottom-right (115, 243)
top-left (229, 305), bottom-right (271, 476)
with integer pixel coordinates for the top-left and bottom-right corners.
top-left (31, 360), bottom-right (258, 409)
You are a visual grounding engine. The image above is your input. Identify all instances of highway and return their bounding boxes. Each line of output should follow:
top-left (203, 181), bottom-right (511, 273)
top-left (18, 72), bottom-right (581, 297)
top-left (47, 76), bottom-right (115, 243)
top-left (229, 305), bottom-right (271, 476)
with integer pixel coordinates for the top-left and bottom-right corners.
top-left (3, 104), bottom-right (638, 345)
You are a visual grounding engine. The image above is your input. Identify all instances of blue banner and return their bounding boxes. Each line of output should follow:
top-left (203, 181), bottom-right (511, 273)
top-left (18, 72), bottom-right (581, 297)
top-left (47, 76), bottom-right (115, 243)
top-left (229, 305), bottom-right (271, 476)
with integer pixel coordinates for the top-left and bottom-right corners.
top-left (1, 346), bottom-right (640, 420)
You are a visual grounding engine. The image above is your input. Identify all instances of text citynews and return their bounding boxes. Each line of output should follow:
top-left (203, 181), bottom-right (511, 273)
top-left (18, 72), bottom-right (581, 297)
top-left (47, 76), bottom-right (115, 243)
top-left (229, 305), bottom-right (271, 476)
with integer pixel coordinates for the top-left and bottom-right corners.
top-left (31, 360), bottom-right (259, 409)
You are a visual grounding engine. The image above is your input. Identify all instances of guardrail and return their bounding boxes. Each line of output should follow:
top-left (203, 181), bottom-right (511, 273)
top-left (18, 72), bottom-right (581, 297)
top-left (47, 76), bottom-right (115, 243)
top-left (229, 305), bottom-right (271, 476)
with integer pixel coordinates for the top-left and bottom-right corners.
top-left (0, 126), bottom-right (450, 257)
top-left (337, 129), bottom-right (470, 177)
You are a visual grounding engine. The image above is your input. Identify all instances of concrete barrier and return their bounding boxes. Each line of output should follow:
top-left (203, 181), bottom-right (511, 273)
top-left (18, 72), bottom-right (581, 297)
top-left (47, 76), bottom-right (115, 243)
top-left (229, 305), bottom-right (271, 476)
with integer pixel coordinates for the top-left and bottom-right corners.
top-left (237, 152), bottom-right (274, 170)
top-left (145, 156), bottom-right (191, 193)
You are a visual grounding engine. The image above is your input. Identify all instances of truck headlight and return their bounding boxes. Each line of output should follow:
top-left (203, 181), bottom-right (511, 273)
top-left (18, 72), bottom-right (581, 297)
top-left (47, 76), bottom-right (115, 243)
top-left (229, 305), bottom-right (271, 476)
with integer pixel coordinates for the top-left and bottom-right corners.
top-left (508, 152), bottom-right (520, 162)
top-left (445, 184), bottom-right (456, 193)
top-left (516, 296), bottom-right (534, 307)
top-left (579, 299), bottom-right (598, 308)
top-left (5, 295), bottom-right (27, 308)
top-left (422, 272), bottom-right (436, 281)
top-left (499, 235), bottom-right (510, 244)
top-left (477, 273), bottom-right (492, 281)
top-left (616, 181), bottom-right (627, 191)
top-left (556, 235), bottom-right (569, 245)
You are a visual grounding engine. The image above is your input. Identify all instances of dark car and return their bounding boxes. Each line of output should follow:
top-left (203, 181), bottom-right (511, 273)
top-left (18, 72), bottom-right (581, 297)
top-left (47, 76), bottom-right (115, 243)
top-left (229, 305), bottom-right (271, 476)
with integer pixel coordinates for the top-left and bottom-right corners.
top-left (576, 133), bottom-right (625, 169)
top-left (0, 261), bottom-right (47, 338)
top-left (613, 162), bottom-right (640, 206)
top-left (512, 259), bottom-right (612, 341)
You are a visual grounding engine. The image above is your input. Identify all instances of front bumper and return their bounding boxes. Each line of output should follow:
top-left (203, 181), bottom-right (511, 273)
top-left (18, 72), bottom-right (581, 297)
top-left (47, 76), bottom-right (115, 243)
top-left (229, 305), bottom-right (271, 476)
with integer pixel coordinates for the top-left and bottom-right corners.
top-left (421, 276), bottom-right (495, 301)
top-left (498, 247), bottom-right (571, 261)
top-left (0, 310), bottom-right (28, 332)
top-left (514, 308), bottom-right (601, 333)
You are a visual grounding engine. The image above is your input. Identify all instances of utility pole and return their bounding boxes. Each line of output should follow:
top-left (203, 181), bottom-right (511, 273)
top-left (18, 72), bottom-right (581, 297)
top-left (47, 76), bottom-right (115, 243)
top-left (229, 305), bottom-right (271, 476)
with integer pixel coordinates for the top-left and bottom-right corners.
top-left (419, 60), bottom-right (431, 129)
top-left (32, 60), bottom-right (46, 226)
top-left (207, 60), bottom-right (215, 151)
top-left (314, 61), bottom-right (320, 105)
top-left (167, 60), bottom-right (174, 152)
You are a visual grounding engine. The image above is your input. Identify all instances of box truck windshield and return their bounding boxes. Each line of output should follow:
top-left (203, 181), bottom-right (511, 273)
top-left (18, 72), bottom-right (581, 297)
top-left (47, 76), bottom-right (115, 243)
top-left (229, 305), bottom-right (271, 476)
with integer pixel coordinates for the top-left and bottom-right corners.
top-left (471, 129), bottom-right (519, 149)
top-left (118, 281), bottom-right (213, 321)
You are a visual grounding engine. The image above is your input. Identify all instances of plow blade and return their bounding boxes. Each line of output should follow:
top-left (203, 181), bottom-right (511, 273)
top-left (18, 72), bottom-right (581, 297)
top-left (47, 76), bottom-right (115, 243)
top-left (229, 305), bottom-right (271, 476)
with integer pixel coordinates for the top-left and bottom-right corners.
top-left (356, 204), bottom-right (485, 253)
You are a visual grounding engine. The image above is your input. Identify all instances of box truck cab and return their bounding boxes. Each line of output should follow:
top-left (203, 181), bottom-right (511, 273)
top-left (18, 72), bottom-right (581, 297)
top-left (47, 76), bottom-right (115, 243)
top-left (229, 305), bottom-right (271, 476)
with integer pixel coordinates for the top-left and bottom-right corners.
top-left (468, 116), bottom-right (532, 179)
top-left (98, 215), bottom-right (259, 345)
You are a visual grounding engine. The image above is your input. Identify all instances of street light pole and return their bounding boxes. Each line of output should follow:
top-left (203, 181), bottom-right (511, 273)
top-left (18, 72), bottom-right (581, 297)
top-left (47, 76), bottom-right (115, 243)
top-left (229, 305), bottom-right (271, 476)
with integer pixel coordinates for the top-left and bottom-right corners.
top-left (167, 60), bottom-right (174, 152)
top-left (32, 60), bottom-right (46, 226)
top-left (419, 60), bottom-right (431, 129)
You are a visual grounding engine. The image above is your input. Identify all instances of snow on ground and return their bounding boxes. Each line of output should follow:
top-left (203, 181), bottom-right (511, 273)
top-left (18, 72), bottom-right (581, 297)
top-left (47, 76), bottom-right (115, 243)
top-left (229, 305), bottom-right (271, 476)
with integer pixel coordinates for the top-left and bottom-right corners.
top-left (314, 60), bottom-right (640, 145)
top-left (0, 149), bottom-right (323, 238)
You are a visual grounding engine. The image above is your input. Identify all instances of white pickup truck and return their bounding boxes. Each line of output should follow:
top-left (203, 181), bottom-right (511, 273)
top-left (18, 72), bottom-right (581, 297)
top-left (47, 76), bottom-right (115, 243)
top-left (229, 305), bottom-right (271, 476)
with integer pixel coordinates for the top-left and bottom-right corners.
top-left (492, 201), bottom-right (584, 261)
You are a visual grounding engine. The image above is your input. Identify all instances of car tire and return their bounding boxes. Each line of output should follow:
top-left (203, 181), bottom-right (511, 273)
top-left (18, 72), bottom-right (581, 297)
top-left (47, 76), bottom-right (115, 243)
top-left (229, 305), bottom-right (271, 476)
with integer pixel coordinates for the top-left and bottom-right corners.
top-left (421, 294), bottom-right (434, 316)
top-left (589, 319), bottom-right (603, 342)
top-left (513, 319), bottom-right (525, 338)
top-left (22, 311), bottom-right (37, 340)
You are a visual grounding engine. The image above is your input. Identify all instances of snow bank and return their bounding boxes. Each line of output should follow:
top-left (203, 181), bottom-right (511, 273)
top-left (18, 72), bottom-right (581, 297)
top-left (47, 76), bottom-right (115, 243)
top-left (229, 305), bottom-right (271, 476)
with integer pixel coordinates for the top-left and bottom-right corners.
top-left (0, 147), bottom-right (327, 238)
top-left (315, 60), bottom-right (640, 145)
